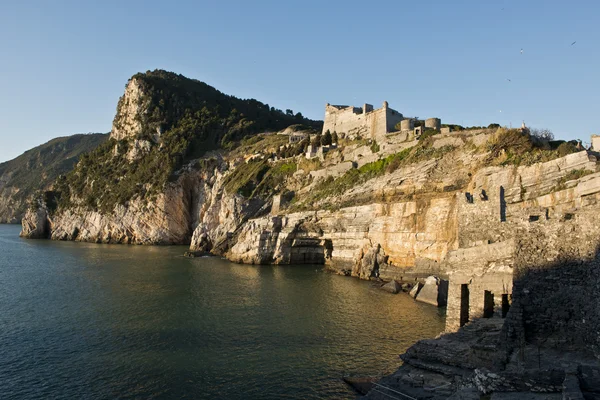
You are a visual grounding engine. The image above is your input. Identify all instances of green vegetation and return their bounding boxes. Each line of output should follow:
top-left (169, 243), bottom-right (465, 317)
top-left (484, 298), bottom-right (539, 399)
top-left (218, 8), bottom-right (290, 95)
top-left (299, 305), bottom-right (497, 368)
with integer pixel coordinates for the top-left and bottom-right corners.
top-left (552, 168), bottom-right (596, 192)
top-left (322, 130), bottom-right (332, 146)
top-left (419, 128), bottom-right (439, 141)
top-left (559, 169), bottom-right (595, 184)
top-left (556, 142), bottom-right (578, 157)
top-left (222, 159), bottom-right (297, 199)
top-left (51, 70), bottom-right (322, 213)
top-left (296, 139), bottom-right (455, 208)
top-left (486, 128), bottom-right (580, 167)
top-left (370, 140), bottom-right (380, 153)
top-left (441, 124), bottom-right (464, 131)
top-left (0, 133), bottom-right (107, 220)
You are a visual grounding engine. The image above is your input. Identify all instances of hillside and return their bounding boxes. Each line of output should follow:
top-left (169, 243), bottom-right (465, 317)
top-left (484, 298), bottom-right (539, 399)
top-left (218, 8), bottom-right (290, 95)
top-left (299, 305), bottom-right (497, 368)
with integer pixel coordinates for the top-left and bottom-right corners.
top-left (52, 69), bottom-right (322, 213)
top-left (0, 133), bottom-right (108, 223)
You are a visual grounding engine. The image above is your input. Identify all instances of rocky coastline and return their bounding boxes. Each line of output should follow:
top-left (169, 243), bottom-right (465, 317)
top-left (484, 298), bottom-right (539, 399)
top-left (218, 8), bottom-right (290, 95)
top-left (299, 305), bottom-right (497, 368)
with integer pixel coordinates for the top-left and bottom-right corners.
top-left (19, 71), bottom-right (600, 398)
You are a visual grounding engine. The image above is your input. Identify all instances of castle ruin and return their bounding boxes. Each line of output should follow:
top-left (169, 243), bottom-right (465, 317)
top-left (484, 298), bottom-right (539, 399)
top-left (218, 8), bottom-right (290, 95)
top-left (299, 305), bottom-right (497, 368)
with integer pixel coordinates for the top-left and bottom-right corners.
top-left (322, 101), bottom-right (403, 140)
top-left (322, 101), bottom-right (442, 141)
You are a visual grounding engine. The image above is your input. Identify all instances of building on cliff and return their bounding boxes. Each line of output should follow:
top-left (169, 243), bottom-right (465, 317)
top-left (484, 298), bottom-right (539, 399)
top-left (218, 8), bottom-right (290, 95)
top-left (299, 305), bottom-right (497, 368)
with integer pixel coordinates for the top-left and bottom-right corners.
top-left (322, 101), bottom-right (404, 140)
top-left (592, 134), bottom-right (600, 152)
top-left (322, 101), bottom-right (443, 141)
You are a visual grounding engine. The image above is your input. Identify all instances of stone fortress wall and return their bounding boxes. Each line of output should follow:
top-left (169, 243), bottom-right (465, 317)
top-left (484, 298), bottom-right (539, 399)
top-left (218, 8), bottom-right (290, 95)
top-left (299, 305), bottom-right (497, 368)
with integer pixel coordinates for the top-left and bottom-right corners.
top-left (322, 101), bottom-right (404, 140)
top-left (592, 134), bottom-right (600, 151)
top-left (322, 101), bottom-right (444, 142)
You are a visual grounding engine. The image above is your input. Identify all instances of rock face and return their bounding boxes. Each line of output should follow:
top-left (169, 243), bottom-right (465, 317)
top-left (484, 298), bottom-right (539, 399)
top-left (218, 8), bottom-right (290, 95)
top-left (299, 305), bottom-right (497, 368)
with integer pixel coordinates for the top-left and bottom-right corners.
top-left (111, 78), bottom-right (147, 141)
top-left (20, 70), bottom-right (320, 245)
top-left (20, 205), bottom-right (49, 239)
top-left (21, 161), bottom-right (263, 246)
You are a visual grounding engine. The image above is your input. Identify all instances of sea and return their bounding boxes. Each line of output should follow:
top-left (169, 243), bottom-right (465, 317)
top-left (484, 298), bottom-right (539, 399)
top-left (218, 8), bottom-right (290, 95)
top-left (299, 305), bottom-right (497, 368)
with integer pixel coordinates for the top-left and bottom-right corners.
top-left (0, 224), bottom-right (445, 399)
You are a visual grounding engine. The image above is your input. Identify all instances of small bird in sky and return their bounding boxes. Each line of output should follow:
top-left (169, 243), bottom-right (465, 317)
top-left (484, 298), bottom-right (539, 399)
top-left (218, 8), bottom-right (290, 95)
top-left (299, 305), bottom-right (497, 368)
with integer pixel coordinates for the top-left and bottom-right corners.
top-left (506, 78), bottom-right (511, 82)
top-left (571, 41), bottom-right (577, 46)
top-left (499, 110), bottom-right (502, 113)
top-left (520, 48), bottom-right (524, 54)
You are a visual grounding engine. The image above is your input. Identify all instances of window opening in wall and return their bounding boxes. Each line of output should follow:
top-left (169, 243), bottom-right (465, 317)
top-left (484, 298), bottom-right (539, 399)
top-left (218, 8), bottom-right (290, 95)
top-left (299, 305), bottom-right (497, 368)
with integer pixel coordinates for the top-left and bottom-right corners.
top-left (502, 294), bottom-right (510, 318)
top-left (499, 186), bottom-right (506, 222)
top-left (564, 213), bottom-right (574, 221)
top-left (465, 192), bottom-right (474, 204)
top-left (529, 215), bottom-right (540, 222)
top-left (479, 189), bottom-right (488, 201)
top-left (483, 290), bottom-right (494, 318)
top-left (460, 284), bottom-right (470, 327)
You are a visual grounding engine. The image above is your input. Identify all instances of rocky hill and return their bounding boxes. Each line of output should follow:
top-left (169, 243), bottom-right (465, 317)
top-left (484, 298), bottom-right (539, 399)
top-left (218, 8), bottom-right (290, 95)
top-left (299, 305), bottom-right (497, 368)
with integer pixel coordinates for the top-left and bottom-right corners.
top-left (0, 133), bottom-right (107, 223)
top-left (20, 69), bottom-right (321, 241)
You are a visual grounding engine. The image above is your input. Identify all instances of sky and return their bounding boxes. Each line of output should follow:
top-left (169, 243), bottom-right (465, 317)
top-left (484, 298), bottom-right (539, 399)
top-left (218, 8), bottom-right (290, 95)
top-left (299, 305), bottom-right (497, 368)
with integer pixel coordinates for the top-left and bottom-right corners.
top-left (0, 0), bottom-right (599, 162)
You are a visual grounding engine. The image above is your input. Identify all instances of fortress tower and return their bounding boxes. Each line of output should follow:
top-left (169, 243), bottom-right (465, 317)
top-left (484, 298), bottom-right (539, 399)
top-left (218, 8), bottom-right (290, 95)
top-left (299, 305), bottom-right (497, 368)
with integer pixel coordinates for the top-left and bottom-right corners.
top-left (322, 101), bottom-right (403, 140)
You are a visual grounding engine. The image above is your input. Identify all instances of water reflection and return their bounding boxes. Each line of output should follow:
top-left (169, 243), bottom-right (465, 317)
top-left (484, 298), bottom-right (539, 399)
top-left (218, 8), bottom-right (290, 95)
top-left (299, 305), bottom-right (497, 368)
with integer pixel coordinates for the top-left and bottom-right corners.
top-left (0, 225), bottom-right (445, 399)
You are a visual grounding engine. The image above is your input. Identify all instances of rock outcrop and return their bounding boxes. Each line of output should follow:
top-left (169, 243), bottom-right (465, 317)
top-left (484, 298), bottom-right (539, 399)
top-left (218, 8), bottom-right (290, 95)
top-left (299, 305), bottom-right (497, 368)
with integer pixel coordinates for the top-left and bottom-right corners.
top-left (20, 205), bottom-right (49, 239)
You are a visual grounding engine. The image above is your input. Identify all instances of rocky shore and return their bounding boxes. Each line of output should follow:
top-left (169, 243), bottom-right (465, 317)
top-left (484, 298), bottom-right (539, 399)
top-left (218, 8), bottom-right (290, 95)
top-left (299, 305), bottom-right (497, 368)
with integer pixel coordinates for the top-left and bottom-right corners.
top-left (19, 71), bottom-right (600, 398)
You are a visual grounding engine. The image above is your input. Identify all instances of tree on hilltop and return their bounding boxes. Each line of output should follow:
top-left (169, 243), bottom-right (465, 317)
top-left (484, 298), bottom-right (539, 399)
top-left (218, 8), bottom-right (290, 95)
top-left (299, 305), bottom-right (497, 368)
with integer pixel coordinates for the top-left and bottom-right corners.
top-left (530, 128), bottom-right (554, 141)
top-left (321, 131), bottom-right (332, 146)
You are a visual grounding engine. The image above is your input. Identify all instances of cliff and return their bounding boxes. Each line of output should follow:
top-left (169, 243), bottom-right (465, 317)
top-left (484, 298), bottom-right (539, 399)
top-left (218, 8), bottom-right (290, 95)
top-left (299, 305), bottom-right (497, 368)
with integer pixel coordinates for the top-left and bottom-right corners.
top-left (0, 133), bottom-right (107, 223)
top-left (21, 70), bottom-right (320, 243)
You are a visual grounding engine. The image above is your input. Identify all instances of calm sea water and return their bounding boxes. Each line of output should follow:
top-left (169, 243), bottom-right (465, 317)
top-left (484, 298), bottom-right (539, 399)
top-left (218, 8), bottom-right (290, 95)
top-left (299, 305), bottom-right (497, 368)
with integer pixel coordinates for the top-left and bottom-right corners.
top-left (0, 224), bottom-right (445, 399)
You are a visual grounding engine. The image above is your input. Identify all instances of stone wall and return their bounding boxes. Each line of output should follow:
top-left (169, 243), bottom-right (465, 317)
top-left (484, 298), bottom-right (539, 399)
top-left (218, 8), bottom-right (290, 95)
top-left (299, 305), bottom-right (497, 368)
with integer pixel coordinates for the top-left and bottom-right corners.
top-left (504, 202), bottom-right (600, 354)
top-left (442, 151), bottom-right (599, 332)
top-left (321, 102), bottom-right (403, 140)
top-left (445, 240), bottom-right (514, 332)
top-left (592, 134), bottom-right (600, 152)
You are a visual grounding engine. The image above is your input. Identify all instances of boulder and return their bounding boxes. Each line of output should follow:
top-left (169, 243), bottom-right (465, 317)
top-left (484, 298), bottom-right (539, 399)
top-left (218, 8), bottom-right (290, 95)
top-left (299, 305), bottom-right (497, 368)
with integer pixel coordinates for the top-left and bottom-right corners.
top-left (415, 276), bottom-right (440, 306)
top-left (414, 276), bottom-right (449, 307)
top-left (381, 280), bottom-right (401, 294)
top-left (409, 283), bottom-right (423, 298)
top-left (342, 377), bottom-right (376, 395)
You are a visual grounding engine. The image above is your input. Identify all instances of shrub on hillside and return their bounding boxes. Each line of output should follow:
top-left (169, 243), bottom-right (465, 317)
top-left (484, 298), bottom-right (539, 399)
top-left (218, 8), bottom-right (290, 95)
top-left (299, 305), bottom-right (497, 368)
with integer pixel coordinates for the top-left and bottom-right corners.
top-left (557, 142), bottom-right (578, 157)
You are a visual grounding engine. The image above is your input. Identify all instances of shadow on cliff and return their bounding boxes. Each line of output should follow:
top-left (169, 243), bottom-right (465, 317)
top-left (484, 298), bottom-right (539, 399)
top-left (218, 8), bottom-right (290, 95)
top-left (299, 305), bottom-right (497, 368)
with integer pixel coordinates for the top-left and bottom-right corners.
top-left (502, 242), bottom-right (600, 360)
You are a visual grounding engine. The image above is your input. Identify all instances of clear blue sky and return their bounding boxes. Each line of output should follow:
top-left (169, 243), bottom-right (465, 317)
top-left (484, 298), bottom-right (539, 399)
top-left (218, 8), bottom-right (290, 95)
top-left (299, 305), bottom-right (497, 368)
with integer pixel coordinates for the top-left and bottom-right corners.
top-left (1, 0), bottom-right (599, 162)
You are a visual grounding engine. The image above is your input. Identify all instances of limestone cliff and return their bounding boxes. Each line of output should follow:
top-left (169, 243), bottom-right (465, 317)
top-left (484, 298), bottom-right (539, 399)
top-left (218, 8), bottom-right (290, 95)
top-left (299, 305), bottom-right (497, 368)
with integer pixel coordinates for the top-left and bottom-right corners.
top-left (20, 70), bottom-right (320, 244)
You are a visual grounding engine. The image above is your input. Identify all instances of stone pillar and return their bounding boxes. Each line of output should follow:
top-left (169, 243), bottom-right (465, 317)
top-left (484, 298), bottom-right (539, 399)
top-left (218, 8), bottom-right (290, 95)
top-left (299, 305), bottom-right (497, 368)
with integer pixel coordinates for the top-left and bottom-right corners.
top-left (271, 195), bottom-right (281, 215)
